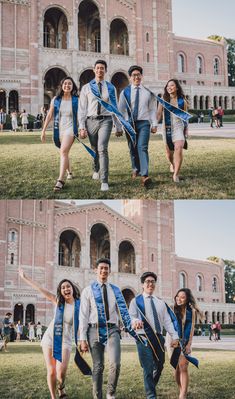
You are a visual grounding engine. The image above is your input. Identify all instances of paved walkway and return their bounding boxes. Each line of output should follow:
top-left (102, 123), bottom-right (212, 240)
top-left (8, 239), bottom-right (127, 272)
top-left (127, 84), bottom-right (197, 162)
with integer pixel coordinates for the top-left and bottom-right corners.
top-left (187, 123), bottom-right (235, 138)
top-left (122, 336), bottom-right (235, 351)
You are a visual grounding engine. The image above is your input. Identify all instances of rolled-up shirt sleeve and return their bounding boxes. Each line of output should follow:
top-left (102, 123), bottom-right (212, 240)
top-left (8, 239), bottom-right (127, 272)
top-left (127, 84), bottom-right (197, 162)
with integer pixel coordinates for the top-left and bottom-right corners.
top-left (129, 298), bottom-right (142, 328)
top-left (163, 304), bottom-right (179, 340)
top-left (78, 86), bottom-right (88, 129)
top-left (149, 94), bottom-right (158, 127)
top-left (79, 287), bottom-right (90, 341)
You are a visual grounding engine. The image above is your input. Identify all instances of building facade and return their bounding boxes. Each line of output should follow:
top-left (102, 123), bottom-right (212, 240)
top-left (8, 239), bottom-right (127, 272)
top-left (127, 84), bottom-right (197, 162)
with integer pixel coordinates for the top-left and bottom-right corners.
top-left (0, 0), bottom-right (234, 115)
top-left (0, 199), bottom-right (234, 326)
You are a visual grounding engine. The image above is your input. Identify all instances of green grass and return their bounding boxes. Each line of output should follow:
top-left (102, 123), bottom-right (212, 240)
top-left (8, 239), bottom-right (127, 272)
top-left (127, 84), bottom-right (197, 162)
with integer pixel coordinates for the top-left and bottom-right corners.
top-left (0, 131), bottom-right (235, 199)
top-left (0, 343), bottom-right (235, 399)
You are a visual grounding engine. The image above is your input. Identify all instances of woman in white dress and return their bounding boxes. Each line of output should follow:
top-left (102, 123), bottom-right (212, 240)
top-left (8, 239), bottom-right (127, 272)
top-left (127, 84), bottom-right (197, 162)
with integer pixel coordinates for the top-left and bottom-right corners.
top-left (18, 268), bottom-right (80, 399)
top-left (20, 109), bottom-right (28, 131)
top-left (11, 110), bottom-right (18, 132)
top-left (157, 79), bottom-right (189, 183)
top-left (41, 76), bottom-right (79, 192)
top-left (28, 322), bottom-right (35, 342)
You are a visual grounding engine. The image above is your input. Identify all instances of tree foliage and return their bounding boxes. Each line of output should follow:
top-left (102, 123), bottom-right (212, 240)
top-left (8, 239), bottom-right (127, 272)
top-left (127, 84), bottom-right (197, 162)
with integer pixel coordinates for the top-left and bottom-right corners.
top-left (223, 259), bottom-right (235, 303)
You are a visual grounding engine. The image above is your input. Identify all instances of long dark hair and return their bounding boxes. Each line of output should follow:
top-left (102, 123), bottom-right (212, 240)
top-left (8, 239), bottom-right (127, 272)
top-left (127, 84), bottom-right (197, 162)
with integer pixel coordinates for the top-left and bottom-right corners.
top-left (56, 76), bottom-right (78, 98)
top-left (56, 279), bottom-right (80, 306)
top-left (174, 288), bottom-right (201, 319)
top-left (163, 79), bottom-right (186, 102)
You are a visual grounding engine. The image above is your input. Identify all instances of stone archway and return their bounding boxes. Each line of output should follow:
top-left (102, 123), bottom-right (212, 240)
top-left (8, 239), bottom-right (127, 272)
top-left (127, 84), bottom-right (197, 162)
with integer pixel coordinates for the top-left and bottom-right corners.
top-left (122, 288), bottom-right (135, 308)
top-left (79, 69), bottom-right (95, 90)
top-left (110, 19), bottom-right (129, 55)
top-left (26, 304), bottom-right (35, 324)
top-left (0, 89), bottom-right (6, 110)
top-left (90, 223), bottom-right (110, 269)
top-left (118, 241), bottom-right (135, 274)
top-left (14, 303), bottom-right (24, 324)
top-left (111, 72), bottom-right (129, 98)
top-left (44, 67), bottom-right (67, 102)
top-left (44, 7), bottom-right (68, 49)
top-left (78, 0), bottom-right (101, 53)
top-left (59, 230), bottom-right (81, 267)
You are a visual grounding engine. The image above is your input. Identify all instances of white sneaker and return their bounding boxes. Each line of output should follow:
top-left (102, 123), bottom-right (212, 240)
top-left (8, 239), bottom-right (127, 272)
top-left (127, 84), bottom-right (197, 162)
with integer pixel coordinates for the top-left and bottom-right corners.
top-left (101, 183), bottom-right (109, 191)
top-left (92, 172), bottom-right (100, 180)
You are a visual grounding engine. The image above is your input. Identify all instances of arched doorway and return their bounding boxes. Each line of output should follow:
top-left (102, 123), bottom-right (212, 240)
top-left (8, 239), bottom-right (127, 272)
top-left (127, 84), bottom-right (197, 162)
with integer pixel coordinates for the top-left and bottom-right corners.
top-left (122, 288), bottom-right (135, 308)
top-left (14, 303), bottom-right (23, 323)
top-left (205, 96), bottom-right (210, 109)
top-left (0, 89), bottom-right (6, 109)
top-left (44, 8), bottom-right (68, 49)
top-left (118, 241), bottom-right (135, 273)
top-left (111, 72), bottom-right (129, 98)
top-left (79, 69), bottom-right (95, 91)
top-left (78, 0), bottom-right (101, 52)
top-left (26, 304), bottom-right (35, 324)
top-left (90, 223), bottom-right (110, 268)
top-left (44, 67), bottom-right (67, 103)
top-left (110, 19), bottom-right (129, 55)
top-left (9, 90), bottom-right (19, 112)
top-left (58, 230), bottom-right (81, 267)
top-left (193, 95), bottom-right (198, 110)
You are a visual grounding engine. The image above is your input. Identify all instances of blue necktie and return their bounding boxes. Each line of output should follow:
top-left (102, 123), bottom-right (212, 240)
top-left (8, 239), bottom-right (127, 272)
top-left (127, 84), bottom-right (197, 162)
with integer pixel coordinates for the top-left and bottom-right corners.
top-left (150, 296), bottom-right (161, 334)
top-left (133, 86), bottom-right (140, 121)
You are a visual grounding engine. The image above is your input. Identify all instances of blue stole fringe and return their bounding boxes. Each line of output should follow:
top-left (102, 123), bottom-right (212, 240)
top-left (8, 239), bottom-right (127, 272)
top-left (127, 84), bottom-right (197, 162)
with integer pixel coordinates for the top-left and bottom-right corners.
top-left (135, 294), bottom-right (165, 382)
top-left (163, 96), bottom-right (188, 151)
top-left (53, 299), bottom-right (92, 375)
top-left (166, 304), bottom-right (199, 368)
top-left (53, 96), bottom-right (78, 148)
top-left (91, 281), bottom-right (145, 346)
top-left (89, 79), bottom-right (136, 145)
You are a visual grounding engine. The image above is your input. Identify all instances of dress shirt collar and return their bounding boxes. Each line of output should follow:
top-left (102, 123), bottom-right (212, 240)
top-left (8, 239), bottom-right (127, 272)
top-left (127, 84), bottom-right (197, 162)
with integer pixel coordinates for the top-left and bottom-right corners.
top-left (143, 291), bottom-right (155, 298)
top-left (131, 83), bottom-right (142, 90)
top-left (96, 279), bottom-right (109, 287)
top-left (95, 79), bottom-right (105, 86)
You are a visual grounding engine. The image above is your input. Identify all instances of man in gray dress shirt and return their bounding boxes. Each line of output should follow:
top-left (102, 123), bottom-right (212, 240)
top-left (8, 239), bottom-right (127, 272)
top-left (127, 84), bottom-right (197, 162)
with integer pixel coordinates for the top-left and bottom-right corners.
top-left (119, 66), bottom-right (157, 188)
top-left (79, 258), bottom-right (121, 399)
top-left (79, 60), bottom-right (122, 192)
top-left (129, 272), bottom-right (179, 399)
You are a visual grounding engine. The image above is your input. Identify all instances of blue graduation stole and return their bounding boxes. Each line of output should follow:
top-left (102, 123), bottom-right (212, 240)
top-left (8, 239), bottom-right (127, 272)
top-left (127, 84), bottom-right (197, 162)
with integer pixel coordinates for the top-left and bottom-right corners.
top-left (89, 79), bottom-right (136, 145)
top-left (166, 304), bottom-right (199, 368)
top-left (164, 96), bottom-right (188, 151)
top-left (53, 96), bottom-right (78, 148)
top-left (123, 85), bottom-right (133, 125)
top-left (135, 294), bottom-right (165, 381)
top-left (91, 281), bottom-right (145, 346)
top-left (53, 299), bottom-right (92, 375)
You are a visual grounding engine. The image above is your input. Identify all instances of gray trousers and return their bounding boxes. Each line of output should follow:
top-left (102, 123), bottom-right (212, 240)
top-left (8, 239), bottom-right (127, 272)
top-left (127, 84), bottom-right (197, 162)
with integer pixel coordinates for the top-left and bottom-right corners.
top-left (87, 325), bottom-right (121, 399)
top-left (86, 117), bottom-right (113, 183)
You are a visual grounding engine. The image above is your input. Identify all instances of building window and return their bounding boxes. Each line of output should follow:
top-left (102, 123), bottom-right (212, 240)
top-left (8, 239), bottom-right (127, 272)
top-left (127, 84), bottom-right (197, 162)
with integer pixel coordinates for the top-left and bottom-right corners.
top-left (151, 253), bottom-right (154, 262)
top-left (10, 253), bottom-right (14, 265)
top-left (118, 241), bottom-right (135, 273)
top-left (39, 201), bottom-right (43, 212)
top-left (146, 32), bottom-right (149, 42)
top-left (196, 56), bottom-right (203, 74)
top-left (214, 58), bottom-right (219, 75)
top-left (179, 272), bottom-right (186, 288)
top-left (178, 54), bottom-right (185, 73)
top-left (11, 231), bottom-right (15, 242)
top-left (147, 53), bottom-right (150, 63)
top-left (196, 275), bottom-right (203, 292)
top-left (212, 277), bottom-right (218, 292)
top-left (59, 230), bottom-right (81, 267)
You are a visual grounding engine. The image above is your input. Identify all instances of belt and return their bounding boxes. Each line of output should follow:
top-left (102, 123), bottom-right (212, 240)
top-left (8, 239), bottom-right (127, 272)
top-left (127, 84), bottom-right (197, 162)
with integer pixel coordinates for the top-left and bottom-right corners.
top-left (87, 115), bottom-right (112, 120)
top-left (88, 323), bottom-right (116, 328)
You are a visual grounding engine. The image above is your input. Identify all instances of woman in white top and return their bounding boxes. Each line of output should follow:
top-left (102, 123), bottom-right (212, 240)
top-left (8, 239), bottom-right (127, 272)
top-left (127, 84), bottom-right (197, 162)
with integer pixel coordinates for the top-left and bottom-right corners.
top-left (157, 79), bottom-right (189, 183)
top-left (18, 267), bottom-right (80, 399)
top-left (28, 322), bottom-right (35, 342)
top-left (20, 109), bottom-right (28, 131)
top-left (41, 76), bottom-right (79, 192)
top-left (11, 110), bottom-right (18, 132)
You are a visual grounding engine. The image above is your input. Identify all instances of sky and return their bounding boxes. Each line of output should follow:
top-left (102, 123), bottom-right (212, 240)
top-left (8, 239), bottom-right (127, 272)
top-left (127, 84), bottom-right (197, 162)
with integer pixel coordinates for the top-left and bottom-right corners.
top-left (172, 0), bottom-right (235, 40)
top-left (71, 200), bottom-right (235, 261)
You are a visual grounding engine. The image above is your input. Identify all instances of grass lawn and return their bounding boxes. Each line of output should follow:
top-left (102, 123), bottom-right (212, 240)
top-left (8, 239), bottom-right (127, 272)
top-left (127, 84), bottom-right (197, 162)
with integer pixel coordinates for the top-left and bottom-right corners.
top-left (0, 131), bottom-right (235, 199)
top-left (0, 343), bottom-right (235, 399)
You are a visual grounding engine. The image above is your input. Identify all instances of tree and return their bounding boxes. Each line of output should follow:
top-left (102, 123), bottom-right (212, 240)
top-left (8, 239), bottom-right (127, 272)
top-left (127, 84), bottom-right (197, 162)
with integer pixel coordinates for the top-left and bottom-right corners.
top-left (226, 39), bottom-right (235, 86)
top-left (223, 259), bottom-right (235, 303)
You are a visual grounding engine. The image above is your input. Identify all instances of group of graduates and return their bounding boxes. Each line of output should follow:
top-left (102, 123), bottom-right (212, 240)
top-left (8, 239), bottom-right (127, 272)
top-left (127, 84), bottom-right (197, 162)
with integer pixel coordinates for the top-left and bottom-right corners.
top-left (41, 60), bottom-right (190, 192)
top-left (18, 258), bottom-right (201, 399)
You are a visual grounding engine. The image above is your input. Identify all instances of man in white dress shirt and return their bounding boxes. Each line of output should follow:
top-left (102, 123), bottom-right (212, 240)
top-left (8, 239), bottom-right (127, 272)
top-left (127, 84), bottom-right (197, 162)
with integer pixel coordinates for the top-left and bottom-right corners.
top-left (129, 271), bottom-right (179, 399)
top-left (79, 60), bottom-right (122, 191)
top-left (119, 66), bottom-right (157, 188)
top-left (79, 258), bottom-right (121, 399)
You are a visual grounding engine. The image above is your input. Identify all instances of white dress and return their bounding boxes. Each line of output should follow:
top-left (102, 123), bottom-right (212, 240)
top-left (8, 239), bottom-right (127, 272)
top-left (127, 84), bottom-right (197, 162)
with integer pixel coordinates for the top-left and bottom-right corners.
top-left (41, 302), bottom-right (74, 351)
top-left (21, 113), bottom-right (28, 124)
top-left (29, 325), bottom-right (35, 340)
top-left (51, 97), bottom-right (78, 140)
top-left (162, 99), bottom-right (186, 144)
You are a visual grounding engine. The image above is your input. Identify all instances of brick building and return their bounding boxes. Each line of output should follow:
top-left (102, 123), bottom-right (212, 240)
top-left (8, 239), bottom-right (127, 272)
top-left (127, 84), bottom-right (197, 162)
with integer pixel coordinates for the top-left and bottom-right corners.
top-left (0, 0), bottom-right (234, 115)
top-left (0, 199), bottom-right (234, 326)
